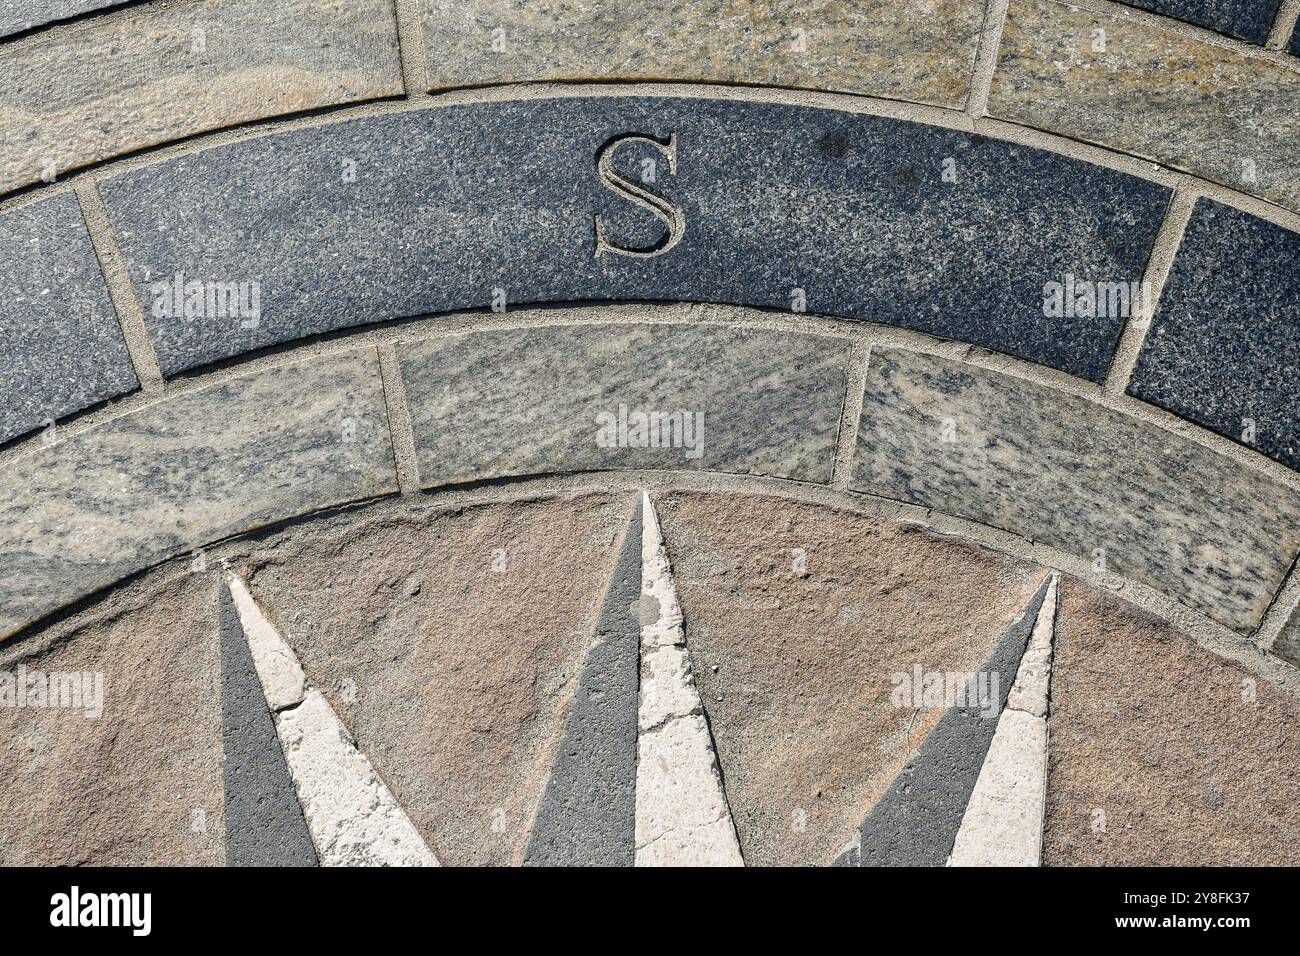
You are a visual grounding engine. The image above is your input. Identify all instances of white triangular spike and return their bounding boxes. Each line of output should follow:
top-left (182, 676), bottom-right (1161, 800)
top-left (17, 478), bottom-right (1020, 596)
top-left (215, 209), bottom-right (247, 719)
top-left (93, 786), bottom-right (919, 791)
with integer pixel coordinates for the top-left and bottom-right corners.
top-left (634, 492), bottom-right (744, 867)
top-left (226, 573), bottom-right (439, 867)
top-left (949, 574), bottom-right (1058, 867)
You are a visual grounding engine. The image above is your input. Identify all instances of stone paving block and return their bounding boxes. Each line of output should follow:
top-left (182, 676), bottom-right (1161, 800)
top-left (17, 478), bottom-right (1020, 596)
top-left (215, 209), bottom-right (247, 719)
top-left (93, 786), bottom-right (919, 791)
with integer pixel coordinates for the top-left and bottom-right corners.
top-left (0, 193), bottom-right (137, 446)
top-left (233, 494), bottom-right (630, 866)
top-left (422, 0), bottom-right (985, 109)
top-left (0, 568), bottom-right (224, 866)
top-left (100, 96), bottom-right (1169, 379)
top-left (1292, 19), bottom-right (1300, 55)
top-left (1275, 601), bottom-right (1300, 667)
top-left (400, 323), bottom-right (850, 486)
top-left (0, 350), bottom-right (397, 640)
top-left (1042, 578), bottom-right (1300, 866)
top-left (0, 0), bottom-right (122, 38)
top-left (0, 0), bottom-right (402, 194)
top-left (989, 0), bottom-right (1300, 212)
top-left (1114, 0), bottom-right (1280, 43)
top-left (654, 491), bottom-right (1045, 866)
top-left (1129, 200), bottom-right (1300, 472)
top-left (851, 348), bottom-right (1300, 633)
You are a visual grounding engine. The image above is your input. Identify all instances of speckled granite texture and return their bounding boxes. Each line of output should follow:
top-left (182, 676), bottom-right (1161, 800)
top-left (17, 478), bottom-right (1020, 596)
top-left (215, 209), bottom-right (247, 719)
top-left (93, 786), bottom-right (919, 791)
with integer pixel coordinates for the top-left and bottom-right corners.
top-left (100, 96), bottom-right (1170, 379)
top-left (0, 351), bottom-right (397, 640)
top-left (399, 323), bottom-right (851, 486)
top-left (421, 0), bottom-right (985, 108)
top-left (0, 193), bottom-right (137, 446)
top-left (851, 348), bottom-right (1300, 633)
top-left (0, 0), bottom-right (402, 194)
top-left (990, 0), bottom-right (1300, 212)
top-left (1114, 0), bottom-right (1281, 43)
top-left (1129, 200), bottom-right (1300, 472)
top-left (0, 0), bottom-right (122, 37)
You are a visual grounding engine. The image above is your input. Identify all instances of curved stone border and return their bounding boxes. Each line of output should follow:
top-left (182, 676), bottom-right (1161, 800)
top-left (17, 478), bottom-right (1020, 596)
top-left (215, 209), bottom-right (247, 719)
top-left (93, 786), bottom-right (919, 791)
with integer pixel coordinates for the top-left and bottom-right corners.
top-left (3, 311), bottom-right (1298, 673)
top-left (0, 0), bottom-right (403, 194)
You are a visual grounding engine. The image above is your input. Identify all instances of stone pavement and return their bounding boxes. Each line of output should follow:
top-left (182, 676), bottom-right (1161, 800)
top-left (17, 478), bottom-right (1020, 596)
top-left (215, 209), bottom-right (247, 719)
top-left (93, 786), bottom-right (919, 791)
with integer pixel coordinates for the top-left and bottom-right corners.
top-left (2, 0), bottom-right (1300, 866)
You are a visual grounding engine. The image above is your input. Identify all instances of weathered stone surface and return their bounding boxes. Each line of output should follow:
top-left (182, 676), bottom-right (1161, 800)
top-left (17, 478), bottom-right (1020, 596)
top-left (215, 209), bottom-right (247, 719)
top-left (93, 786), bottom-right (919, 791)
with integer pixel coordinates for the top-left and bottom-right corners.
top-left (235, 493), bottom-right (632, 866)
top-left (851, 348), bottom-right (1300, 633)
top-left (0, 0), bottom-right (402, 194)
top-left (846, 580), bottom-right (1048, 866)
top-left (0, 567), bottom-right (224, 865)
top-left (0, 350), bottom-right (397, 640)
top-left (219, 580), bottom-right (318, 867)
top-left (1115, 0), bottom-right (1280, 43)
top-left (1042, 577), bottom-right (1300, 866)
top-left (0, 194), bottom-right (137, 446)
top-left (401, 323), bottom-right (849, 486)
top-left (1292, 19), bottom-right (1300, 55)
top-left (101, 96), bottom-right (1169, 378)
top-left (635, 493), bottom-right (742, 867)
top-left (422, 0), bottom-right (985, 108)
top-left (1275, 602), bottom-right (1300, 667)
top-left (989, 0), bottom-right (1300, 212)
top-left (1129, 200), bottom-right (1300, 472)
top-left (654, 491), bottom-right (1046, 866)
top-left (0, 0), bottom-right (121, 37)
top-left (524, 497), bottom-right (642, 866)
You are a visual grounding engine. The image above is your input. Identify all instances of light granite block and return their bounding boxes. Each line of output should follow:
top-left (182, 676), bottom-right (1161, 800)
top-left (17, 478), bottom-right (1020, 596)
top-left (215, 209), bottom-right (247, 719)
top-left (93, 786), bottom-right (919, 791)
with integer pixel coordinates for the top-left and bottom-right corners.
top-left (422, 0), bottom-right (985, 108)
top-left (989, 0), bottom-right (1300, 212)
top-left (100, 96), bottom-right (1169, 379)
top-left (0, 0), bottom-right (402, 194)
top-left (0, 193), bottom-right (138, 445)
top-left (0, 0), bottom-right (123, 38)
top-left (851, 348), bottom-right (1300, 632)
top-left (399, 323), bottom-right (851, 486)
top-left (0, 350), bottom-right (397, 640)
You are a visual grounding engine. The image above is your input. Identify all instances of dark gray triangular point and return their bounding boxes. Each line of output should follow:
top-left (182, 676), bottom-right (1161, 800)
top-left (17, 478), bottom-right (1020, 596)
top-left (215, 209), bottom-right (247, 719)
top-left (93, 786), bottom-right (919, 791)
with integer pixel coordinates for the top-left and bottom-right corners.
top-left (219, 580), bottom-right (319, 867)
top-left (523, 495), bottom-right (642, 867)
top-left (837, 576), bottom-right (1053, 867)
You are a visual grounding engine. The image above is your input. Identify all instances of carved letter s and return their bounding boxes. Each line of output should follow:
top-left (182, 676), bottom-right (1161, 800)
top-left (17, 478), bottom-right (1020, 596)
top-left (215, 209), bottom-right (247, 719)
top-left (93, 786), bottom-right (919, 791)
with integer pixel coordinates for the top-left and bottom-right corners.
top-left (594, 133), bottom-right (686, 259)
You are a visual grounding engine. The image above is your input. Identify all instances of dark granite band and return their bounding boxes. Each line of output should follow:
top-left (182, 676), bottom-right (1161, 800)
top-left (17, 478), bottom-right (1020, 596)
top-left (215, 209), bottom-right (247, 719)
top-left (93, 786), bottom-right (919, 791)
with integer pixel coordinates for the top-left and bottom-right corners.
top-left (99, 95), bottom-right (1170, 381)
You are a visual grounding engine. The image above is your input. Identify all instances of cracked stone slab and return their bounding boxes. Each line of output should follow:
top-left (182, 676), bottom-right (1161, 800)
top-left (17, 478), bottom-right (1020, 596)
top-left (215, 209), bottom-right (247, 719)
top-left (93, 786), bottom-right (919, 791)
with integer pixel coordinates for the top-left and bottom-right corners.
top-left (400, 323), bottom-right (850, 486)
top-left (422, 0), bottom-right (985, 108)
top-left (840, 578), bottom-right (1050, 866)
top-left (232, 493), bottom-right (631, 866)
top-left (654, 491), bottom-right (1046, 866)
top-left (1114, 0), bottom-right (1281, 43)
top-left (0, 0), bottom-right (402, 194)
top-left (0, 194), bottom-right (137, 446)
top-left (0, 349), bottom-right (397, 641)
top-left (219, 579), bottom-right (317, 867)
top-left (230, 573), bottom-right (437, 866)
top-left (100, 96), bottom-right (1168, 379)
top-left (0, 0), bottom-right (123, 38)
top-left (1129, 200), bottom-right (1300, 473)
top-left (0, 567), bottom-right (224, 865)
top-left (635, 492), bottom-right (742, 867)
top-left (1043, 577), bottom-right (1300, 865)
top-left (524, 496), bottom-right (641, 866)
top-left (949, 575), bottom-right (1057, 867)
top-left (990, 0), bottom-right (1300, 212)
top-left (851, 348), bottom-right (1300, 634)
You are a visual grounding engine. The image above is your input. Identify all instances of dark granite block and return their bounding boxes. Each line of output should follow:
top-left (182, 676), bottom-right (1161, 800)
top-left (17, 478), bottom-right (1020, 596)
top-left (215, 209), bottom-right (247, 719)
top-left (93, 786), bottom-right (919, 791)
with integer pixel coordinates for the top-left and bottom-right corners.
top-left (1114, 0), bottom-right (1280, 44)
top-left (0, 194), bottom-right (138, 445)
top-left (100, 97), bottom-right (1170, 380)
top-left (0, 0), bottom-right (121, 37)
top-left (1130, 199), bottom-right (1300, 472)
top-left (1291, 18), bottom-right (1300, 55)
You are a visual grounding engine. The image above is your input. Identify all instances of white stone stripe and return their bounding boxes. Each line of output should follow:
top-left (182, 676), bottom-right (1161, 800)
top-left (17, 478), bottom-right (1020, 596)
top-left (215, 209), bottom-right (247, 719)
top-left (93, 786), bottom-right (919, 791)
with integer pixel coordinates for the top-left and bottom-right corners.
top-left (634, 493), bottom-right (744, 867)
top-left (948, 574), bottom-right (1058, 868)
top-left (226, 573), bottom-right (439, 867)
